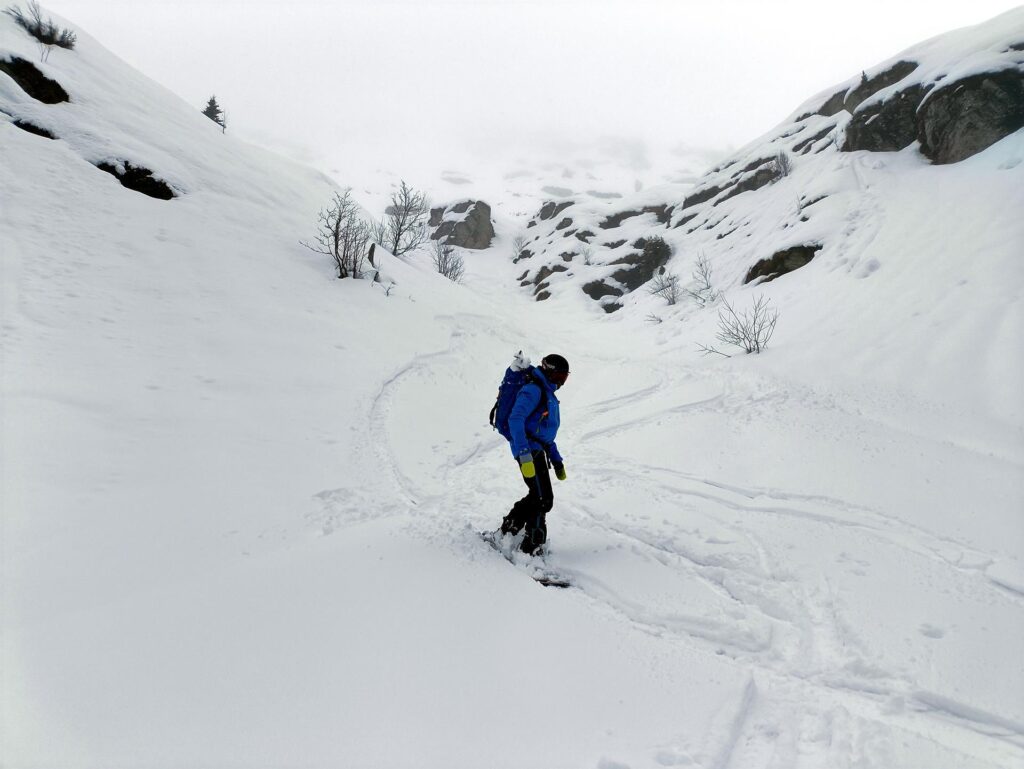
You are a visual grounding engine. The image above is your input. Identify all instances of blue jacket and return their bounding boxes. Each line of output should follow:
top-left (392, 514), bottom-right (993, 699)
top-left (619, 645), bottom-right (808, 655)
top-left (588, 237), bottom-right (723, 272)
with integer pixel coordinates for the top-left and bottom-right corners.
top-left (507, 367), bottom-right (563, 464)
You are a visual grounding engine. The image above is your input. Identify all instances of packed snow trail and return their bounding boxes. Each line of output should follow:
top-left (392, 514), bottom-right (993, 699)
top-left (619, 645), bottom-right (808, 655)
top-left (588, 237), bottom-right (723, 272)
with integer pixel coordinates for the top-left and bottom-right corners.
top-left (350, 280), bottom-right (1024, 769)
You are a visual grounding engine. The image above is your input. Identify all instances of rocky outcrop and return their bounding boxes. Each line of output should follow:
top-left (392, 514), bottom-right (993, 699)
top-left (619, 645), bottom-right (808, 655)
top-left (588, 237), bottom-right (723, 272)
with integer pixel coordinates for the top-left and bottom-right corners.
top-left (843, 85), bottom-right (927, 153)
top-left (599, 204), bottom-right (672, 229)
top-left (96, 161), bottom-right (175, 199)
top-left (801, 61), bottom-right (919, 120)
top-left (842, 66), bottom-right (1024, 162)
top-left (844, 61), bottom-right (919, 113)
top-left (12, 119), bottom-right (56, 139)
top-left (582, 281), bottom-right (623, 301)
top-left (538, 201), bottom-right (572, 221)
top-left (577, 236), bottom-right (672, 305)
top-left (0, 56), bottom-right (69, 103)
top-left (918, 69), bottom-right (1024, 164)
top-left (430, 200), bottom-right (494, 249)
top-left (744, 244), bottom-right (821, 284)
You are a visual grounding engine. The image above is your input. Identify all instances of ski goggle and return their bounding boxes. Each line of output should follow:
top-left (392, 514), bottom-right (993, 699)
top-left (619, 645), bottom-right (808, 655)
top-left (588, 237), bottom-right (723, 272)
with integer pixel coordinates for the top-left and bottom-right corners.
top-left (544, 367), bottom-right (570, 386)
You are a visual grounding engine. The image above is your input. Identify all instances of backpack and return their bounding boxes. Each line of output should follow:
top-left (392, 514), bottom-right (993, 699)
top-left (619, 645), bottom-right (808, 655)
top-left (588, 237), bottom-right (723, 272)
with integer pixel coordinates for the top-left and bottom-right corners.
top-left (489, 366), bottom-right (549, 442)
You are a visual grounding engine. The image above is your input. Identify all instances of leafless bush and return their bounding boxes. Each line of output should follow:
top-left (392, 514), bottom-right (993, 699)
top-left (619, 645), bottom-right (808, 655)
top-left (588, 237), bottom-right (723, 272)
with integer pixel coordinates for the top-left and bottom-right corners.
top-left (579, 244), bottom-right (593, 265)
top-left (686, 251), bottom-right (719, 306)
top-left (301, 189), bottom-right (370, 279)
top-left (773, 151), bottom-right (792, 178)
top-left (649, 272), bottom-right (680, 305)
top-left (5, 2), bottom-right (76, 60)
top-left (432, 240), bottom-right (465, 282)
top-left (369, 217), bottom-right (389, 249)
top-left (511, 235), bottom-right (528, 261)
top-left (385, 180), bottom-right (429, 257)
top-left (645, 313), bottom-right (663, 324)
top-left (698, 294), bottom-right (779, 356)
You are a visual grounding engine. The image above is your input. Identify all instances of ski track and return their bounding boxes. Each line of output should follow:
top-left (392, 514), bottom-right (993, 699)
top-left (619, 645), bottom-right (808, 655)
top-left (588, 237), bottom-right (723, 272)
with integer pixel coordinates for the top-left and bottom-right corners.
top-left (359, 313), bottom-right (1024, 768)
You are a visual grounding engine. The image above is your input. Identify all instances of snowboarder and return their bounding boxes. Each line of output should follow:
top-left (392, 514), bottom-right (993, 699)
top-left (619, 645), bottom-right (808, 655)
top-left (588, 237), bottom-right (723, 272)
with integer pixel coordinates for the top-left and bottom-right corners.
top-left (494, 352), bottom-right (570, 555)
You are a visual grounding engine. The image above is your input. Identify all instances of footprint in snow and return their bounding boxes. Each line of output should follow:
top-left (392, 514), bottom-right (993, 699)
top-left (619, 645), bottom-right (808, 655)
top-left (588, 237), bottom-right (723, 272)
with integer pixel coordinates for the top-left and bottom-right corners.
top-left (919, 623), bottom-right (945, 639)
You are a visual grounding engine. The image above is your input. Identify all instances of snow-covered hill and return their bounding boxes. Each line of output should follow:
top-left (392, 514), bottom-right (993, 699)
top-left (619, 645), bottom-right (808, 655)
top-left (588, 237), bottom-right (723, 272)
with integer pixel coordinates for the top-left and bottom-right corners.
top-left (506, 9), bottom-right (1024, 421)
top-left (2, 7), bottom-right (1023, 769)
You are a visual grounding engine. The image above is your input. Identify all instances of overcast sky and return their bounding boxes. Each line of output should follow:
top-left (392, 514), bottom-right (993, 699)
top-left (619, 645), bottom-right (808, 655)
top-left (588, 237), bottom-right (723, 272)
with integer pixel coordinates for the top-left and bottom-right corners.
top-left (41, 0), bottom-right (1022, 186)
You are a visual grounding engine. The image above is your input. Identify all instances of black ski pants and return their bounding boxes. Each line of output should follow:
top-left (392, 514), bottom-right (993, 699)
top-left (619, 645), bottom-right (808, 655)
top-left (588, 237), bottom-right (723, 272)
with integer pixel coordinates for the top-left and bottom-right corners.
top-left (501, 449), bottom-right (553, 554)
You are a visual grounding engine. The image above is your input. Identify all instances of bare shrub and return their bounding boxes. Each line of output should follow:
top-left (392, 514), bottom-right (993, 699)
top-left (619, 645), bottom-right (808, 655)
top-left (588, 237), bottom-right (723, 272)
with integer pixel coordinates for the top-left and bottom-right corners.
top-left (386, 180), bottom-right (429, 257)
top-left (432, 240), bottom-right (465, 282)
top-left (579, 244), bottom-right (593, 265)
top-left (4, 2), bottom-right (76, 60)
top-left (649, 272), bottom-right (680, 305)
top-left (511, 235), bottom-right (528, 260)
top-left (369, 217), bottom-right (389, 249)
top-left (699, 294), bottom-right (779, 356)
top-left (686, 251), bottom-right (719, 306)
top-left (773, 151), bottom-right (793, 178)
top-left (645, 313), bottom-right (663, 324)
top-left (301, 189), bottom-right (370, 279)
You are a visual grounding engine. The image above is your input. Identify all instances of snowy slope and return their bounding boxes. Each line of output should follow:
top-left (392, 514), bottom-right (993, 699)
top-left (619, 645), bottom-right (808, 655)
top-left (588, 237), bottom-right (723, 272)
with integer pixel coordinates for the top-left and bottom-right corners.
top-left (2, 8), bottom-right (1024, 769)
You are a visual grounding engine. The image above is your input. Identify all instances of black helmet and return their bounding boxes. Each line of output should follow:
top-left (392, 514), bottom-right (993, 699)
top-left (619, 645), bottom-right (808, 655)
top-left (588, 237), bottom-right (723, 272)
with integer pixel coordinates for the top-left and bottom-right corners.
top-left (540, 354), bottom-right (570, 387)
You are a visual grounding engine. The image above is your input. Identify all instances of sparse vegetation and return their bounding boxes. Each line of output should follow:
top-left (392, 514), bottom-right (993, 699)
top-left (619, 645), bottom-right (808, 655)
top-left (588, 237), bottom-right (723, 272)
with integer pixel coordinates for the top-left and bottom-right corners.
top-left (686, 251), bottom-right (719, 306)
top-left (649, 272), bottom-right (680, 305)
top-left (202, 96), bottom-right (225, 131)
top-left (579, 244), bottom-right (593, 265)
top-left (385, 181), bottom-right (429, 257)
top-left (773, 150), bottom-right (793, 178)
top-left (642, 235), bottom-right (671, 263)
top-left (4, 1), bottom-right (76, 60)
top-left (301, 189), bottom-right (371, 279)
top-left (698, 294), bottom-right (779, 356)
top-left (511, 235), bottom-right (528, 261)
top-left (432, 239), bottom-right (465, 282)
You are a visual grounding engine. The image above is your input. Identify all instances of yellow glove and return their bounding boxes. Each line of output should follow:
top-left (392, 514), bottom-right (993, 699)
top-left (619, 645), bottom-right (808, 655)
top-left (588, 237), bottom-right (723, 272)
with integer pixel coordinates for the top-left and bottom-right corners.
top-left (554, 462), bottom-right (566, 481)
top-left (518, 454), bottom-right (536, 479)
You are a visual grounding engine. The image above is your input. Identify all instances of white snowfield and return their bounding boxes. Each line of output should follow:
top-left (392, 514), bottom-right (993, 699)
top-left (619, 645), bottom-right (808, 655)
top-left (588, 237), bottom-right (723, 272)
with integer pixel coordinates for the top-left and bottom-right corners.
top-left (2, 9), bottom-right (1023, 769)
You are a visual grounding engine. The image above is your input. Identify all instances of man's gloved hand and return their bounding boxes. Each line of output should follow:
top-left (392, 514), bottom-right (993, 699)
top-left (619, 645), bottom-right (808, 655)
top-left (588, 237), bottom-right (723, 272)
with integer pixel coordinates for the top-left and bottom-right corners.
top-left (518, 453), bottom-right (536, 479)
top-left (553, 462), bottom-right (567, 481)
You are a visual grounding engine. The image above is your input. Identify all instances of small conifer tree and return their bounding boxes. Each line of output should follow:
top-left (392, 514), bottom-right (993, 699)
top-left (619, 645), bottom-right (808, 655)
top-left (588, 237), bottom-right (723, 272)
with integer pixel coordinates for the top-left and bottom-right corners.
top-left (202, 96), bottom-right (224, 128)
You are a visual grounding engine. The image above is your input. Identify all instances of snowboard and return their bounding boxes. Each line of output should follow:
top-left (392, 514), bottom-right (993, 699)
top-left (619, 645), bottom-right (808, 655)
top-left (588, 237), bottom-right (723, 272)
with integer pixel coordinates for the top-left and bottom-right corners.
top-left (480, 531), bottom-right (573, 588)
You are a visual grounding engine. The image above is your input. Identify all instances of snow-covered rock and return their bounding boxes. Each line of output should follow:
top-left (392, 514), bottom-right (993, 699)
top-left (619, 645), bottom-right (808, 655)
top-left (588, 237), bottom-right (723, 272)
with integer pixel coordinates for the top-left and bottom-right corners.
top-left (428, 198), bottom-right (494, 249)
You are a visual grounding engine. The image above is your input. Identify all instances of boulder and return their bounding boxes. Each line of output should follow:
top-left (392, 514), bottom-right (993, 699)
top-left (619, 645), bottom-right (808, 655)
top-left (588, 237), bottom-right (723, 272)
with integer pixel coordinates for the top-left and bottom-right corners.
top-left (744, 244), bottom-right (821, 284)
top-left (538, 201), bottom-right (573, 221)
top-left (918, 69), bottom-right (1024, 164)
top-left (842, 85), bottom-right (927, 153)
top-left (609, 236), bottom-right (672, 291)
top-left (430, 200), bottom-right (494, 249)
